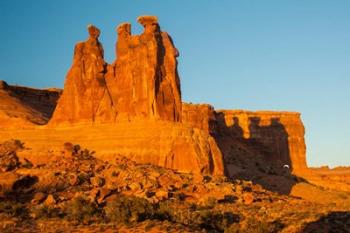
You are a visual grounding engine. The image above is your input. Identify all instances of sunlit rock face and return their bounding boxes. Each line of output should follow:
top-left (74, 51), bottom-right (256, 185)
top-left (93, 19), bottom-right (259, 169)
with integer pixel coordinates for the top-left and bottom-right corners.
top-left (50, 25), bottom-right (114, 125)
top-left (2, 16), bottom-right (307, 177)
top-left (44, 16), bottom-right (223, 175)
top-left (50, 16), bottom-right (182, 124)
top-left (106, 16), bottom-right (182, 122)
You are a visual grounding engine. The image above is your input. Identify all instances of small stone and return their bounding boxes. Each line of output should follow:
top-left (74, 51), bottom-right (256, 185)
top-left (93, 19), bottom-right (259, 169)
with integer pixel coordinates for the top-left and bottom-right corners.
top-left (44, 194), bottom-right (56, 206)
top-left (68, 173), bottom-right (80, 186)
top-left (31, 192), bottom-right (47, 204)
top-left (128, 182), bottom-right (141, 191)
top-left (243, 192), bottom-right (254, 205)
top-left (97, 188), bottom-right (112, 204)
top-left (89, 188), bottom-right (100, 202)
top-left (90, 176), bottom-right (105, 187)
top-left (155, 190), bottom-right (168, 200)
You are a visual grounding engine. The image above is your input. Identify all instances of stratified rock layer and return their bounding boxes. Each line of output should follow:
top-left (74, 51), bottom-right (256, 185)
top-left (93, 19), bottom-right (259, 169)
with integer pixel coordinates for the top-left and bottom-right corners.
top-left (0, 80), bottom-right (60, 128)
top-left (182, 103), bottom-right (307, 174)
top-left (216, 110), bottom-right (307, 173)
top-left (46, 17), bottom-right (222, 175)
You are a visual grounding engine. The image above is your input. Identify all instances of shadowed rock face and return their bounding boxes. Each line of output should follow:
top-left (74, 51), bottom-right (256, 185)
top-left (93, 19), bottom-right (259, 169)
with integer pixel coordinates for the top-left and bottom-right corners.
top-left (182, 104), bottom-right (307, 174)
top-left (0, 80), bottom-right (61, 127)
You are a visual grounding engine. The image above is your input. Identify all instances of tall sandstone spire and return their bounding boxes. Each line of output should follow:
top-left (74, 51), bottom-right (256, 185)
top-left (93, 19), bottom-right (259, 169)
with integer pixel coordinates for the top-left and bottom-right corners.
top-left (50, 16), bottom-right (182, 124)
top-left (50, 25), bottom-right (114, 124)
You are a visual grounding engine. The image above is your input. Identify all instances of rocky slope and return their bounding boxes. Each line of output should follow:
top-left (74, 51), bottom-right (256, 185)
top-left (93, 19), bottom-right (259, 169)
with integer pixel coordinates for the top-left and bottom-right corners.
top-left (0, 80), bottom-right (60, 128)
top-left (0, 140), bottom-right (349, 232)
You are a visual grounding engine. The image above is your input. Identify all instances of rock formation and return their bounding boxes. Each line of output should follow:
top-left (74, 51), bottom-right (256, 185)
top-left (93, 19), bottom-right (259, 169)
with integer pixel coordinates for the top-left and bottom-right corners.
top-left (182, 104), bottom-right (307, 174)
top-left (106, 16), bottom-right (182, 121)
top-left (50, 16), bottom-right (181, 124)
top-left (216, 110), bottom-right (307, 174)
top-left (50, 25), bottom-right (114, 124)
top-left (0, 80), bottom-right (60, 128)
top-left (0, 16), bottom-right (307, 177)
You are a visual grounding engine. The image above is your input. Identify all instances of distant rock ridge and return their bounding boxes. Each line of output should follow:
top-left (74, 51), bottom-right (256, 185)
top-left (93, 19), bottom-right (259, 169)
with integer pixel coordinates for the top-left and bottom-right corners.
top-left (0, 80), bottom-right (60, 128)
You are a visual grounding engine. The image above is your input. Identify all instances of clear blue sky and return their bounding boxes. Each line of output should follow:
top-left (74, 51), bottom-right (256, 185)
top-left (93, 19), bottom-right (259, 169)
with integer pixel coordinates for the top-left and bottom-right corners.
top-left (1, 0), bottom-right (349, 167)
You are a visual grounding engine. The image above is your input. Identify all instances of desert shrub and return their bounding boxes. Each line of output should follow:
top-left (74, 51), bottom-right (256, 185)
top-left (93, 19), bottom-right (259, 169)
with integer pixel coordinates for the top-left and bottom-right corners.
top-left (0, 200), bottom-right (27, 217)
top-left (0, 140), bottom-right (24, 154)
top-left (224, 223), bottom-right (241, 233)
top-left (198, 210), bottom-right (239, 232)
top-left (31, 204), bottom-right (61, 219)
top-left (0, 140), bottom-right (24, 172)
top-left (64, 196), bottom-right (100, 223)
top-left (156, 200), bottom-right (239, 232)
top-left (103, 195), bottom-right (240, 231)
top-left (104, 195), bottom-right (155, 224)
top-left (242, 218), bottom-right (284, 233)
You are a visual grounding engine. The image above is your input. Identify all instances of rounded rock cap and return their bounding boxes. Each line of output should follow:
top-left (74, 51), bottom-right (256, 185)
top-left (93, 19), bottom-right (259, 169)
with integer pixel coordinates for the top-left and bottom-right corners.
top-left (116, 22), bottom-right (131, 33)
top-left (137, 15), bottom-right (158, 26)
top-left (87, 24), bottom-right (100, 37)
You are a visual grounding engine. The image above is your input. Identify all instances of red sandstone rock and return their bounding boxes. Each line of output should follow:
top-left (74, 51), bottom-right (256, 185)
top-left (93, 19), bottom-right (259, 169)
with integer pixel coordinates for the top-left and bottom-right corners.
top-left (182, 103), bottom-right (217, 134)
top-left (215, 110), bottom-right (307, 174)
top-left (182, 105), bottom-right (307, 174)
top-left (106, 16), bottom-right (181, 121)
top-left (49, 25), bottom-right (114, 125)
top-left (0, 80), bottom-right (60, 128)
top-left (0, 16), bottom-right (308, 178)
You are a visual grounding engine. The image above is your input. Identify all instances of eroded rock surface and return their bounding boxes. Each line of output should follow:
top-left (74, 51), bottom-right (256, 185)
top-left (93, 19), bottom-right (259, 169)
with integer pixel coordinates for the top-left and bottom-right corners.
top-left (1, 16), bottom-right (307, 177)
top-left (50, 16), bottom-right (181, 124)
top-left (182, 104), bottom-right (307, 175)
top-left (106, 16), bottom-right (182, 122)
top-left (0, 80), bottom-right (60, 128)
top-left (50, 25), bottom-right (114, 125)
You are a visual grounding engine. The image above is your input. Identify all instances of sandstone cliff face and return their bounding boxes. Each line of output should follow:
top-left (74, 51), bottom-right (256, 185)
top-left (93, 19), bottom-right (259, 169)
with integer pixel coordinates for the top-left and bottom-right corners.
top-left (215, 110), bottom-right (307, 174)
top-left (182, 104), bottom-right (307, 174)
top-left (182, 103), bottom-right (217, 134)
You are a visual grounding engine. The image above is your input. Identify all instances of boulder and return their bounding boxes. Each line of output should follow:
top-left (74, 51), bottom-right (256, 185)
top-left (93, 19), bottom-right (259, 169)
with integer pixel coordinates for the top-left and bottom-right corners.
top-left (44, 194), bottom-right (57, 205)
top-left (90, 176), bottom-right (105, 187)
top-left (31, 192), bottom-right (47, 204)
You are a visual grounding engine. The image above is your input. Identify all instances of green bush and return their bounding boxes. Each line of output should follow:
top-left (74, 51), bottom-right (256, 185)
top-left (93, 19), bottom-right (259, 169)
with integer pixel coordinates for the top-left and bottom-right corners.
top-left (0, 200), bottom-right (27, 217)
top-left (64, 196), bottom-right (99, 223)
top-left (104, 195), bottom-right (155, 224)
top-left (242, 218), bottom-right (284, 233)
top-left (156, 200), bottom-right (239, 232)
top-left (104, 195), bottom-right (240, 231)
top-left (31, 204), bottom-right (61, 219)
